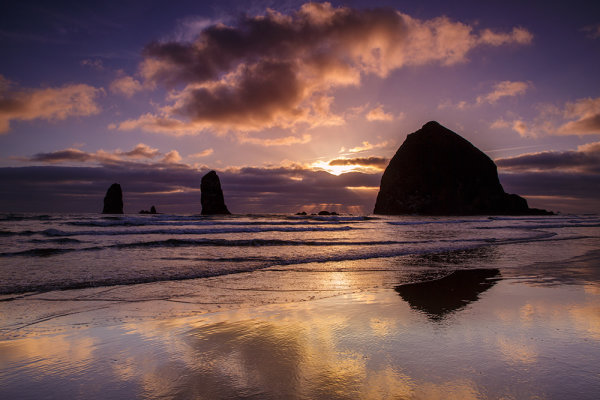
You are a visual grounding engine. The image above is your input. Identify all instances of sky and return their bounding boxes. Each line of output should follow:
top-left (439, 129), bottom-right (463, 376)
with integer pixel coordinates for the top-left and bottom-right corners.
top-left (1, 0), bottom-right (599, 214)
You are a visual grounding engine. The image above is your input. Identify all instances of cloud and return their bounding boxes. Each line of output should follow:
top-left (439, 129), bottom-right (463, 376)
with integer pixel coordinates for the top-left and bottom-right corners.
top-left (118, 2), bottom-right (532, 136)
top-left (558, 97), bottom-right (600, 135)
top-left (25, 143), bottom-right (176, 165)
top-left (124, 143), bottom-right (161, 159)
top-left (365, 105), bottom-right (395, 122)
top-left (109, 75), bottom-right (145, 97)
top-left (237, 133), bottom-right (312, 146)
top-left (440, 81), bottom-right (530, 110)
top-left (329, 157), bottom-right (389, 169)
top-left (2, 157), bottom-right (596, 214)
top-left (0, 76), bottom-right (103, 133)
top-left (161, 150), bottom-right (182, 164)
top-left (189, 149), bottom-right (214, 158)
top-left (346, 140), bottom-right (390, 153)
top-left (80, 59), bottom-right (104, 70)
top-left (478, 27), bottom-right (533, 46)
top-left (582, 24), bottom-right (600, 39)
top-left (512, 120), bottom-right (529, 137)
top-left (491, 97), bottom-right (600, 137)
top-left (0, 162), bottom-right (382, 214)
top-left (476, 81), bottom-right (530, 104)
top-left (495, 141), bottom-right (600, 173)
top-left (499, 171), bottom-right (600, 213)
top-left (28, 148), bottom-right (93, 163)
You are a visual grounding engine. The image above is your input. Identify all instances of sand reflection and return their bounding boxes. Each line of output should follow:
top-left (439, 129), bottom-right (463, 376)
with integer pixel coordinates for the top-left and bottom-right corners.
top-left (1, 279), bottom-right (600, 399)
top-left (395, 268), bottom-right (500, 320)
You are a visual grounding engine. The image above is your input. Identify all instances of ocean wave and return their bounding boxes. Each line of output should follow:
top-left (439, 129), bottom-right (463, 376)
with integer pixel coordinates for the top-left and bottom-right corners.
top-left (0, 214), bottom-right (56, 221)
top-left (29, 238), bottom-right (83, 244)
top-left (0, 231), bottom-right (587, 295)
top-left (65, 218), bottom-right (360, 227)
top-left (40, 225), bottom-right (355, 237)
top-left (478, 222), bottom-right (600, 230)
top-left (387, 218), bottom-right (492, 226)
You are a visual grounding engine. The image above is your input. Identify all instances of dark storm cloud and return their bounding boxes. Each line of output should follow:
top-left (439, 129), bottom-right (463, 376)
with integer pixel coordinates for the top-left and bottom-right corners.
top-left (0, 163), bottom-right (381, 214)
top-left (23, 144), bottom-right (176, 164)
top-left (29, 149), bottom-right (93, 163)
top-left (496, 142), bottom-right (600, 173)
top-left (329, 156), bottom-right (389, 168)
top-left (117, 2), bottom-right (532, 133)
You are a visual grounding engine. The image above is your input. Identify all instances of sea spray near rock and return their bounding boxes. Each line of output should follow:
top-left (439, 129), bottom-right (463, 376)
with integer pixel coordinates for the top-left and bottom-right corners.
top-left (374, 121), bottom-right (552, 215)
top-left (102, 183), bottom-right (123, 214)
top-left (201, 171), bottom-right (231, 215)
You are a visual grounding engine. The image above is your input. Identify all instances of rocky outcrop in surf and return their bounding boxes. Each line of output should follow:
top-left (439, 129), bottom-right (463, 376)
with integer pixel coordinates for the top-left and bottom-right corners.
top-left (374, 121), bottom-right (552, 215)
top-left (139, 206), bottom-right (157, 214)
top-left (201, 171), bottom-right (231, 215)
top-left (102, 183), bottom-right (123, 214)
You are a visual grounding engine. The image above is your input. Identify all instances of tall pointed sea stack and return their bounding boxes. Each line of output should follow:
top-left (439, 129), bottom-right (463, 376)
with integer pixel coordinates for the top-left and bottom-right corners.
top-left (201, 171), bottom-right (231, 215)
top-left (102, 183), bottom-right (123, 214)
top-left (374, 121), bottom-right (551, 215)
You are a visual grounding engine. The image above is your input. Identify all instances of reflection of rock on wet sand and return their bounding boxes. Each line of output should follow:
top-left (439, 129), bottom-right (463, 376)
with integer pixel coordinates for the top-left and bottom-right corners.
top-left (395, 269), bottom-right (501, 321)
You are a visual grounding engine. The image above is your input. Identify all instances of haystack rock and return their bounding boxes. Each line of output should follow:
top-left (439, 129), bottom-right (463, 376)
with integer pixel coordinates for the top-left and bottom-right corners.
top-left (102, 183), bottom-right (123, 214)
top-left (201, 171), bottom-right (231, 215)
top-left (374, 121), bottom-right (552, 215)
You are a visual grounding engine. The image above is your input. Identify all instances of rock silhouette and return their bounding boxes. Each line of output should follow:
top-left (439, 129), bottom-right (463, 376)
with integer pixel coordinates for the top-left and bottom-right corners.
top-left (139, 205), bottom-right (157, 214)
top-left (395, 268), bottom-right (500, 321)
top-left (102, 183), bottom-right (123, 214)
top-left (201, 171), bottom-right (231, 215)
top-left (374, 121), bottom-right (552, 215)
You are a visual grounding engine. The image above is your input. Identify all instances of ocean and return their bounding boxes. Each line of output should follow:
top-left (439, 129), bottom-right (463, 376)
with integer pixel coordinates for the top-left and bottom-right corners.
top-left (1, 213), bottom-right (599, 296)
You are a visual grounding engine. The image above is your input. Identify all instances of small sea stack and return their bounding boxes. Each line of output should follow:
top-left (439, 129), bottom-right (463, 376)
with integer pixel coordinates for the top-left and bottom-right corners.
top-left (102, 183), bottom-right (123, 214)
top-left (374, 121), bottom-right (552, 215)
top-left (201, 171), bottom-right (231, 215)
top-left (139, 205), bottom-right (157, 214)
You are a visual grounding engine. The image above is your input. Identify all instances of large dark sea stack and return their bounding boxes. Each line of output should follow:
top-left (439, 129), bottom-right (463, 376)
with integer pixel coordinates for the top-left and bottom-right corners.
top-left (374, 121), bottom-right (551, 215)
top-left (102, 183), bottom-right (123, 214)
top-left (201, 170), bottom-right (231, 215)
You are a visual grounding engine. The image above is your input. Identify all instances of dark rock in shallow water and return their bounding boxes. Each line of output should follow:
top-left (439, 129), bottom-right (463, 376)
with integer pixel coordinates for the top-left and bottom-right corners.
top-left (139, 205), bottom-right (157, 214)
top-left (102, 183), bottom-right (123, 214)
top-left (201, 171), bottom-right (231, 215)
top-left (317, 211), bottom-right (338, 216)
top-left (374, 121), bottom-right (553, 215)
top-left (295, 211), bottom-right (307, 215)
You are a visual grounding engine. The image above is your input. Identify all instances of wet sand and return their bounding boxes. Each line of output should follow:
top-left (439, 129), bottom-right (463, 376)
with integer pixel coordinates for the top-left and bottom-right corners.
top-left (1, 246), bottom-right (600, 399)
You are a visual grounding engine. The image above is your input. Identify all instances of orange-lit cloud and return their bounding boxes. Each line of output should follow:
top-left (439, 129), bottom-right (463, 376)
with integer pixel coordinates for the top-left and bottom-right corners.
top-left (491, 97), bottom-right (600, 137)
top-left (237, 133), bottom-right (312, 146)
top-left (189, 148), bottom-right (214, 158)
top-left (329, 156), bottom-right (388, 169)
top-left (117, 2), bottom-right (532, 136)
top-left (442, 81), bottom-right (530, 110)
top-left (365, 105), bottom-right (395, 122)
top-left (161, 150), bottom-right (182, 164)
top-left (0, 75), bottom-right (103, 133)
top-left (558, 97), bottom-right (600, 135)
top-left (109, 75), bottom-right (145, 97)
top-left (345, 140), bottom-right (390, 153)
top-left (476, 81), bottom-right (530, 104)
top-left (123, 143), bottom-right (161, 159)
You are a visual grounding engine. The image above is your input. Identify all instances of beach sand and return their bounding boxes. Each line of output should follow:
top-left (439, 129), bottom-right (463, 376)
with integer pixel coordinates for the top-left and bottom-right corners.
top-left (1, 241), bottom-right (600, 399)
